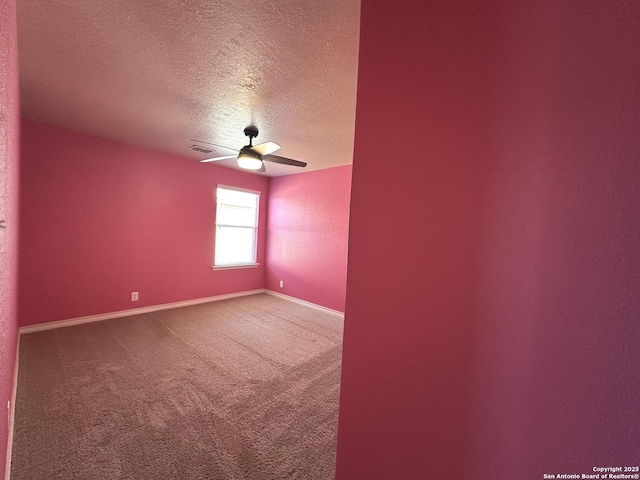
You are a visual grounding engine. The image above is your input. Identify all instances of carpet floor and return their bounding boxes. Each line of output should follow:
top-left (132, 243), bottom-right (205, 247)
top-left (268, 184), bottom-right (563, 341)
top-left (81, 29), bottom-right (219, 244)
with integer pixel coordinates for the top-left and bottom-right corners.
top-left (10, 293), bottom-right (344, 479)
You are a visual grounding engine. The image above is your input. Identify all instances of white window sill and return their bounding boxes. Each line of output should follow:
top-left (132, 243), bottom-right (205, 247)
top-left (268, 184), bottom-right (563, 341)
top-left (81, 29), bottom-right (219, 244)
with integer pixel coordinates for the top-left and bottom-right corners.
top-left (212, 263), bottom-right (260, 271)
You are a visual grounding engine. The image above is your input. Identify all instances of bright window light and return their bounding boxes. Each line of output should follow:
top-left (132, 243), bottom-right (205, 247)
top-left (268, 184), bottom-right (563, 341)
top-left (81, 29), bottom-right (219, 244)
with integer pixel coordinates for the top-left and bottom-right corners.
top-left (214, 186), bottom-right (259, 267)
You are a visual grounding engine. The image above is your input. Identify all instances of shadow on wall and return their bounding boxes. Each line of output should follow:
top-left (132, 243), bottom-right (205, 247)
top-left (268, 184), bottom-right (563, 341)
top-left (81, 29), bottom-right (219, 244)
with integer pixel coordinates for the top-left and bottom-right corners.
top-left (337, 1), bottom-right (640, 478)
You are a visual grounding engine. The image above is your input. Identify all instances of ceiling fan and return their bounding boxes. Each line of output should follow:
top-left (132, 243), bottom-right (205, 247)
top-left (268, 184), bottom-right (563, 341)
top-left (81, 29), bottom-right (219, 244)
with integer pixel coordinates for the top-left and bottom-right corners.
top-left (194, 126), bottom-right (307, 173)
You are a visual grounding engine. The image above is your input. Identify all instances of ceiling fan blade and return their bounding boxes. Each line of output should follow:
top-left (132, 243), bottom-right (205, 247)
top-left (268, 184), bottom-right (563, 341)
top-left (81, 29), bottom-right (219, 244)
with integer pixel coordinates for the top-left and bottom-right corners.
top-left (258, 163), bottom-right (267, 173)
top-left (263, 154), bottom-right (307, 168)
top-left (250, 141), bottom-right (280, 156)
top-left (200, 155), bottom-right (237, 163)
top-left (190, 139), bottom-right (239, 152)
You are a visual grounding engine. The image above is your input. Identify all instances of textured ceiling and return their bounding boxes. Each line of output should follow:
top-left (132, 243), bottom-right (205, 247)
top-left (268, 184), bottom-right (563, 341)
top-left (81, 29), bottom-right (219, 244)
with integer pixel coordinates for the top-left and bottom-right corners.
top-left (17, 0), bottom-right (360, 176)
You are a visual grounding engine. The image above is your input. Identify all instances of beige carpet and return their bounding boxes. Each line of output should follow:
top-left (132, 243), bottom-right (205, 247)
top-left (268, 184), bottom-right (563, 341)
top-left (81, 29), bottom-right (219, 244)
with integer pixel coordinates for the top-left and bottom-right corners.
top-left (10, 293), bottom-right (343, 479)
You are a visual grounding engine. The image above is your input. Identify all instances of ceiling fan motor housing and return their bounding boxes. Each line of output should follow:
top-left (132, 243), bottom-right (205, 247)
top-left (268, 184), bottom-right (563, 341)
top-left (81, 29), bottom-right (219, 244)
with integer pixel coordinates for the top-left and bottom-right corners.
top-left (238, 145), bottom-right (262, 160)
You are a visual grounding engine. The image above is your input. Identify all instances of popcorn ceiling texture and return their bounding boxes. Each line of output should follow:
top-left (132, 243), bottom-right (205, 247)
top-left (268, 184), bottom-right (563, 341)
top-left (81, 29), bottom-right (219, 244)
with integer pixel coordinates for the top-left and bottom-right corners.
top-left (17, 0), bottom-right (360, 176)
top-left (0, 0), bottom-right (20, 474)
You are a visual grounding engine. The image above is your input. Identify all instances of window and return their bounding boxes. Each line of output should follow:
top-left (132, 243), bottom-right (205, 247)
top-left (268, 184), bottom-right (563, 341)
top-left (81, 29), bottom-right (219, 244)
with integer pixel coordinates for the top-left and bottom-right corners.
top-left (214, 186), bottom-right (260, 267)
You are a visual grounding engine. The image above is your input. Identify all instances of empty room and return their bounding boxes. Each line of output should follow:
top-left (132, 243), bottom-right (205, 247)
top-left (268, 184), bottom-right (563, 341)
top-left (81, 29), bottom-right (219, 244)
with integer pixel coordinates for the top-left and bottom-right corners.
top-left (3, 0), bottom-right (357, 477)
top-left (2, 0), bottom-right (639, 479)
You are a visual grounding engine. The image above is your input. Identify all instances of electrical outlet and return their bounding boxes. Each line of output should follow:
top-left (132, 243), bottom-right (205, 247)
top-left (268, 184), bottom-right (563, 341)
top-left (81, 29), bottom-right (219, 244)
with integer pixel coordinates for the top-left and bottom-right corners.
top-left (279, 280), bottom-right (284, 288)
top-left (131, 291), bottom-right (139, 301)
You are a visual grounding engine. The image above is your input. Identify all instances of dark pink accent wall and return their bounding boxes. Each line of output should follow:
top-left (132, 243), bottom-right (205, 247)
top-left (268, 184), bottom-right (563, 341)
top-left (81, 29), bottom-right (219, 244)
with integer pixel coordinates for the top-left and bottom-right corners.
top-left (18, 120), bottom-right (268, 327)
top-left (0, 0), bottom-right (20, 474)
top-left (266, 165), bottom-right (351, 312)
top-left (337, 1), bottom-right (640, 478)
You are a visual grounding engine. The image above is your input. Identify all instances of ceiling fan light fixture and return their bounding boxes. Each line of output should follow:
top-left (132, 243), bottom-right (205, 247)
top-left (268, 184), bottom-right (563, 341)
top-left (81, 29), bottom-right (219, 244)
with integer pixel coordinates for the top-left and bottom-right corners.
top-left (236, 146), bottom-right (263, 170)
top-left (237, 156), bottom-right (263, 170)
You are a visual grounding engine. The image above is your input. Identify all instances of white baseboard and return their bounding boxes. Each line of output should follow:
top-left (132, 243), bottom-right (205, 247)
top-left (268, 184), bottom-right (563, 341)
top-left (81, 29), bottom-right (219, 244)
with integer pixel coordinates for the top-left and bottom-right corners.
top-left (5, 332), bottom-right (19, 480)
top-left (264, 290), bottom-right (344, 318)
top-left (19, 289), bottom-right (266, 334)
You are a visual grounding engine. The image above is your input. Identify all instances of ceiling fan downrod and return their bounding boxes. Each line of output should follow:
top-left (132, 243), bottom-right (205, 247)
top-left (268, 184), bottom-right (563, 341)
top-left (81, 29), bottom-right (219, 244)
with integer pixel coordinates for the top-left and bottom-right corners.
top-left (243, 126), bottom-right (259, 146)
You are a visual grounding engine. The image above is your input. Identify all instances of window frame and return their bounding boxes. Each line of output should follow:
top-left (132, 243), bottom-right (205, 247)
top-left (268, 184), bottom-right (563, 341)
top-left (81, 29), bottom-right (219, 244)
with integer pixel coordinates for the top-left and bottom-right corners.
top-left (212, 185), bottom-right (261, 270)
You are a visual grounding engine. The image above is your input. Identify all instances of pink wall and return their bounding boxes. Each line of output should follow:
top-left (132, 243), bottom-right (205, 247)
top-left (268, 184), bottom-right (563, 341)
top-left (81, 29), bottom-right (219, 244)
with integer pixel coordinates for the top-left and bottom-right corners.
top-left (0, 0), bottom-right (20, 474)
top-left (266, 165), bottom-right (351, 312)
top-left (337, 1), bottom-right (640, 478)
top-left (18, 120), bottom-right (268, 326)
